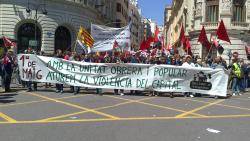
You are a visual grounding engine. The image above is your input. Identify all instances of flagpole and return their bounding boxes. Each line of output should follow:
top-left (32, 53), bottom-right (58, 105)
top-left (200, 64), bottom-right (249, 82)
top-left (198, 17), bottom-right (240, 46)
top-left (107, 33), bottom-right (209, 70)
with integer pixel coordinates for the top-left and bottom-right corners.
top-left (73, 26), bottom-right (80, 53)
top-left (205, 43), bottom-right (213, 59)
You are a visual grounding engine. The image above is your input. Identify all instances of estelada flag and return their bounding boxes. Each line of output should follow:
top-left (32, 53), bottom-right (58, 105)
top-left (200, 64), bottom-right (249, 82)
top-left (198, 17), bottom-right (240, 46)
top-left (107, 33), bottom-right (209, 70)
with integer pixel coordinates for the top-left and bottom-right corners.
top-left (198, 26), bottom-right (211, 49)
top-left (217, 20), bottom-right (231, 44)
top-left (78, 26), bottom-right (95, 47)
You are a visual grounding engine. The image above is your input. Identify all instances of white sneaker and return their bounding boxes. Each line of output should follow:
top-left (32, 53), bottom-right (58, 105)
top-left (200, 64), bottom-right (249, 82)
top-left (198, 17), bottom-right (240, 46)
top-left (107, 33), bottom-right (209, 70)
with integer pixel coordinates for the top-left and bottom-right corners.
top-left (232, 93), bottom-right (236, 96)
top-left (120, 93), bottom-right (124, 96)
top-left (190, 95), bottom-right (194, 98)
top-left (238, 93), bottom-right (242, 96)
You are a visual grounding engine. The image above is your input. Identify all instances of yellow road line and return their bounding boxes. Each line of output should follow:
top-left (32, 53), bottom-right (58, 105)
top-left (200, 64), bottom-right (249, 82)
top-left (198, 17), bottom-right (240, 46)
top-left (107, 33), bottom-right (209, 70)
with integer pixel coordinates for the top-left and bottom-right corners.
top-left (0, 112), bottom-right (17, 123)
top-left (178, 98), bottom-right (250, 112)
top-left (27, 92), bottom-right (119, 120)
top-left (0, 94), bottom-right (91, 108)
top-left (175, 99), bottom-right (225, 118)
top-left (105, 95), bottom-right (207, 117)
top-left (138, 101), bottom-right (207, 117)
top-left (39, 97), bottom-right (155, 121)
top-left (1, 114), bottom-right (250, 124)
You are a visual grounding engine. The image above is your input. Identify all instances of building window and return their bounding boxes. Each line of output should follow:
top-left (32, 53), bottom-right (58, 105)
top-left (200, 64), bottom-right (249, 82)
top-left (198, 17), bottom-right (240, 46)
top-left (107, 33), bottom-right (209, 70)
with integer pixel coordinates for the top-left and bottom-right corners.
top-left (117, 3), bottom-right (121, 12)
top-left (54, 26), bottom-right (71, 53)
top-left (232, 0), bottom-right (246, 22)
top-left (206, 0), bottom-right (219, 22)
top-left (17, 23), bottom-right (41, 53)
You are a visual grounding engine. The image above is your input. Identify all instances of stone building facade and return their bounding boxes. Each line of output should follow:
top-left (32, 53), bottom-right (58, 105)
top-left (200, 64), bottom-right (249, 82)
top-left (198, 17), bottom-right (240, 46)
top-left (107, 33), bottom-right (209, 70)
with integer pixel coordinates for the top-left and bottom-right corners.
top-left (115, 0), bottom-right (129, 27)
top-left (0, 0), bottom-right (121, 54)
top-left (165, 0), bottom-right (250, 62)
top-left (129, 0), bottom-right (142, 50)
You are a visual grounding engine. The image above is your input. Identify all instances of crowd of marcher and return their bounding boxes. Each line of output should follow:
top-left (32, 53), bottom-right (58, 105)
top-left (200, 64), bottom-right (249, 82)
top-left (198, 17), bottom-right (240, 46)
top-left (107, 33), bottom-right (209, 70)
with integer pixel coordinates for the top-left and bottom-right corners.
top-left (1, 46), bottom-right (250, 98)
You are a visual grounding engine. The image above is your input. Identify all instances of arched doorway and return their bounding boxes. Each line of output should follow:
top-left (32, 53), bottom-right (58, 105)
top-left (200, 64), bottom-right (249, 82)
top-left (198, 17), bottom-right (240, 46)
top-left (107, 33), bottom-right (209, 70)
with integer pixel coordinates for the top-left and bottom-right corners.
top-left (54, 26), bottom-right (71, 53)
top-left (17, 23), bottom-right (41, 53)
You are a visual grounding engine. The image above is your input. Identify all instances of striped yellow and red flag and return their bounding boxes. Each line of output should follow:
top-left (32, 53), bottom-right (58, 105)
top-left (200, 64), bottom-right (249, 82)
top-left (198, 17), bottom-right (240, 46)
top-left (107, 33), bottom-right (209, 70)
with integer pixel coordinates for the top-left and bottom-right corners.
top-left (78, 26), bottom-right (95, 47)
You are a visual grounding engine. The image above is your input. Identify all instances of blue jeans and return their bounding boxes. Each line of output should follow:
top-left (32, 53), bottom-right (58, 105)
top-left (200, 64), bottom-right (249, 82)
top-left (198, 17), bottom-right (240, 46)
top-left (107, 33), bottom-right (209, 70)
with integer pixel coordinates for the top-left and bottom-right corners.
top-left (232, 77), bottom-right (240, 94)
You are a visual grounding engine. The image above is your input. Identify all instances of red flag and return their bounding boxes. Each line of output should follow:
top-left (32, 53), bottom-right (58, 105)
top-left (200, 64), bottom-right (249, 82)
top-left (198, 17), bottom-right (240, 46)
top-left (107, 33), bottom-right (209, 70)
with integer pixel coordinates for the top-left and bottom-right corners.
top-left (154, 26), bottom-right (159, 42)
top-left (217, 20), bottom-right (231, 44)
top-left (179, 24), bottom-right (185, 44)
top-left (113, 40), bottom-right (119, 49)
top-left (3, 36), bottom-right (16, 47)
top-left (185, 37), bottom-right (191, 50)
top-left (146, 37), bottom-right (154, 48)
top-left (198, 26), bottom-right (211, 49)
top-left (140, 40), bottom-right (147, 50)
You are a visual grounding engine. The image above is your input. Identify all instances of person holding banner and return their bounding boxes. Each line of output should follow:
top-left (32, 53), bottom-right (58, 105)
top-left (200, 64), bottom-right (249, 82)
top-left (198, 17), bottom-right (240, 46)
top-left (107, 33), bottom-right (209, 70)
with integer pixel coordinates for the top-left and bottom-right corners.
top-left (73, 54), bottom-right (81, 95)
top-left (112, 51), bottom-right (124, 96)
top-left (55, 49), bottom-right (64, 94)
top-left (182, 55), bottom-right (195, 97)
top-left (25, 47), bottom-right (37, 92)
top-left (94, 53), bottom-right (103, 96)
top-left (64, 51), bottom-right (75, 93)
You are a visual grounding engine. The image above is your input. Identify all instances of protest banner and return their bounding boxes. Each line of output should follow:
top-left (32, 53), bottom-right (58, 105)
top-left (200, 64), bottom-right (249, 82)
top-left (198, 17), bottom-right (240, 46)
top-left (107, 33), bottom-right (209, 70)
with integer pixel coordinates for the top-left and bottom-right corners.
top-left (18, 54), bottom-right (229, 97)
top-left (91, 23), bottom-right (131, 52)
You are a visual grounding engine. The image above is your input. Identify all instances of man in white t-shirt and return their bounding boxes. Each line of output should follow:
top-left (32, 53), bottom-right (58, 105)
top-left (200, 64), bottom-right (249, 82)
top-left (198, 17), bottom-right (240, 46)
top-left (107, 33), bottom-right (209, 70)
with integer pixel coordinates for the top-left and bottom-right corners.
top-left (182, 55), bottom-right (195, 97)
top-left (182, 55), bottom-right (195, 67)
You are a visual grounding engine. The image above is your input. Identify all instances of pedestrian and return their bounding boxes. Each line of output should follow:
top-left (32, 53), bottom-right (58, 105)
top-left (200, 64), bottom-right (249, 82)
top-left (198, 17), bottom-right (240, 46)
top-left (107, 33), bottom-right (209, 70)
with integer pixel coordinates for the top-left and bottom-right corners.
top-left (231, 58), bottom-right (242, 96)
top-left (239, 59), bottom-right (248, 92)
top-left (1, 50), bottom-right (14, 92)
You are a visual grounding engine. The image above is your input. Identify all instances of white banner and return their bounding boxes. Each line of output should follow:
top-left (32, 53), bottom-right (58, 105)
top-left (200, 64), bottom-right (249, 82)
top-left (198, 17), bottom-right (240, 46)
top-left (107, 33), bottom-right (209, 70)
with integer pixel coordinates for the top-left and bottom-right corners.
top-left (18, 54), bottom-right (229, 97)
top-left (91, 23), bottom-right (131, 52)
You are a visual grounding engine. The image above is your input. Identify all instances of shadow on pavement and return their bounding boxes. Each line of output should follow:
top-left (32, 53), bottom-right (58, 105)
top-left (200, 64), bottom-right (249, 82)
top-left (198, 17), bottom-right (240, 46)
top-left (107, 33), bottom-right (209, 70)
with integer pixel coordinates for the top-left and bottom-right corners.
top-left (0, 92), bottom-right (18, 104)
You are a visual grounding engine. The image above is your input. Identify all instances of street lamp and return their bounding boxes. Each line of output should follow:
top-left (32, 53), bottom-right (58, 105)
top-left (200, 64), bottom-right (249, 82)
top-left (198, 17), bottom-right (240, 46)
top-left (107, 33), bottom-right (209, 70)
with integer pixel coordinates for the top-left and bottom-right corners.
top-left (26, 0), bottom-right (47, 52)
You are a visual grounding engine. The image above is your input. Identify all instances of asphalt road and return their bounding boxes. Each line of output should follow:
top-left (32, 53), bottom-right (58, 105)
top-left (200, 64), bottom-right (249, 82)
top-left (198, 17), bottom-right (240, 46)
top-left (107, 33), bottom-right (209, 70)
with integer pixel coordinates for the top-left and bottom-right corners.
top-left (0, 87), bottom-right (250, 141)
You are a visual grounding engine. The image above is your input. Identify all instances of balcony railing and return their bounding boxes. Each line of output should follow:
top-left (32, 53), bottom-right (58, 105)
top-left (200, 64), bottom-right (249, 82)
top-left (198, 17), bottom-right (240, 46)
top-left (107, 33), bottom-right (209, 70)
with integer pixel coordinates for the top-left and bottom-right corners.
top-left (201, 21), bottom-right (249, 30)
top-left (231, 22), bottom-right (249, 27)
top-left (201, 22), bottom-right (219, 27)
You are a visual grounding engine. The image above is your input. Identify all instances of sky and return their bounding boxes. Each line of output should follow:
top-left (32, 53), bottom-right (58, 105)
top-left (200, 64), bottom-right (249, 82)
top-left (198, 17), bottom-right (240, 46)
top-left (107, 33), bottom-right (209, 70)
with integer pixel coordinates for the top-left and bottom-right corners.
top-left (138, 0), bottom-right (172, 26)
